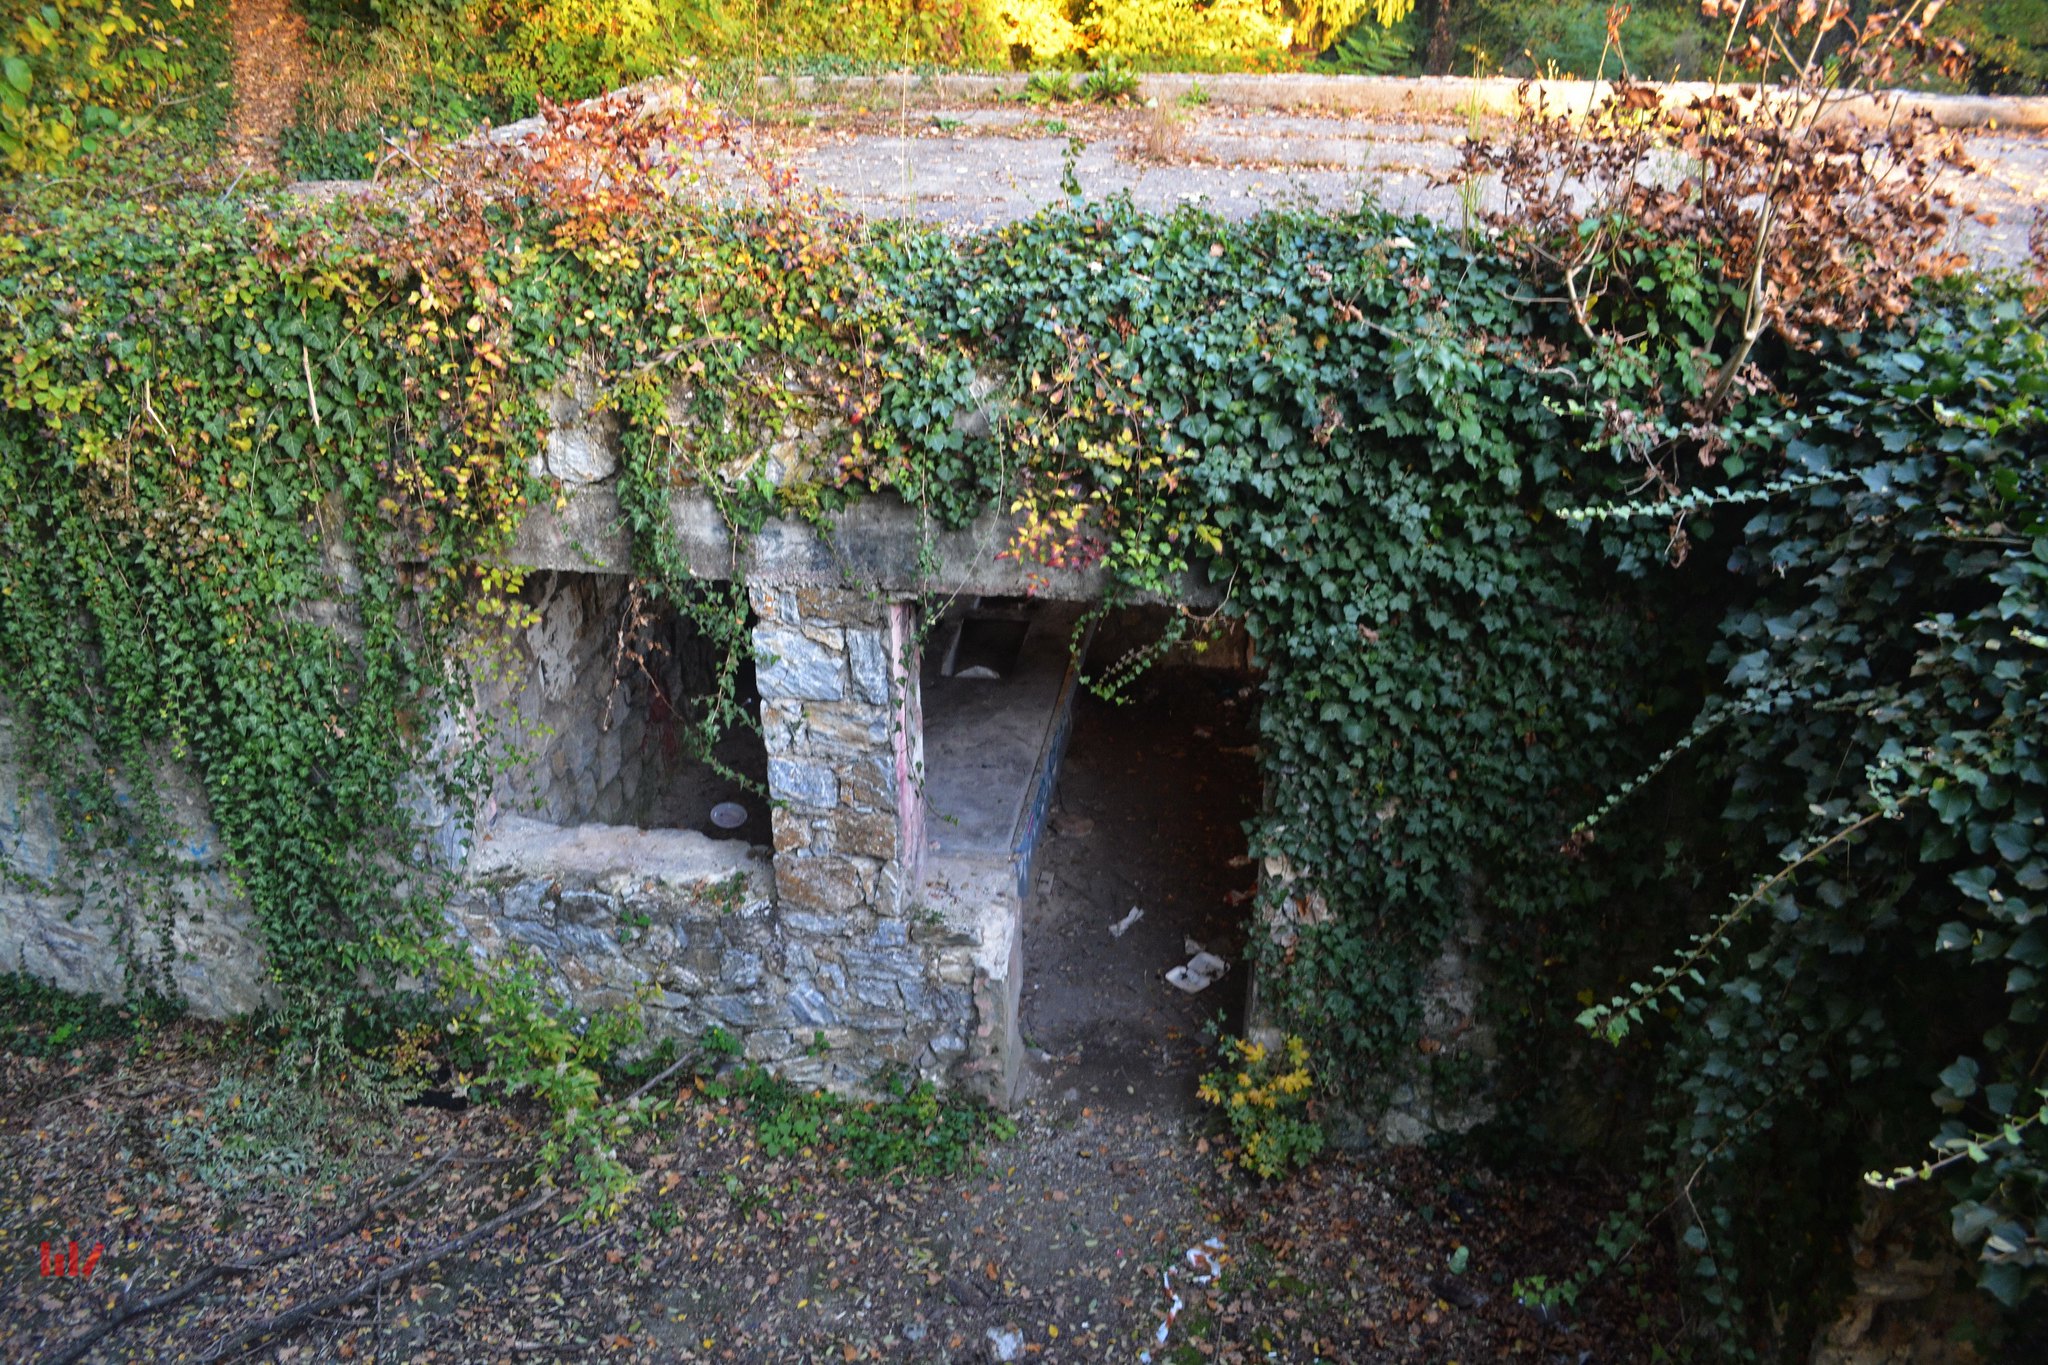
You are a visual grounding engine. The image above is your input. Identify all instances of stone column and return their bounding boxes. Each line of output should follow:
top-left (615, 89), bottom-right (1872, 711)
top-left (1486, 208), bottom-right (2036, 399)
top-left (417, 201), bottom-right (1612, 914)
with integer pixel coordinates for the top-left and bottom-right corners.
top-left (750, 585), bottom-right (924, 922)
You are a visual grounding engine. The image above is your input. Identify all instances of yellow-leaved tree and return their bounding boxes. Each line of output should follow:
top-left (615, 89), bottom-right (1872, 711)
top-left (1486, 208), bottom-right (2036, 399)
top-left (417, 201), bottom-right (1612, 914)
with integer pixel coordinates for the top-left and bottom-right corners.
top-left (994, 0), bottom-right (1414, 67)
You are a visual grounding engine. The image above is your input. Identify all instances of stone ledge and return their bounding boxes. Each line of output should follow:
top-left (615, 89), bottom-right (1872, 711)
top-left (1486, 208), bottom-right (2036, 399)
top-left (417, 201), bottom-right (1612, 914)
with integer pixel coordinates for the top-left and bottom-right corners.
top-left (503, 487), bottom-right (1224, 605)
top-left (467, 814), bottom-right (771, 896)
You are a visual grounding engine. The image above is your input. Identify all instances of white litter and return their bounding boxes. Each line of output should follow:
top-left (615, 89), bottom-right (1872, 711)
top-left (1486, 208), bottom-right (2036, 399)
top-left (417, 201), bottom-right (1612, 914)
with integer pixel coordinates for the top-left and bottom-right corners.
top-left (1165, 951), bottom-right (1229, 994)
top-left (1182, 937), bottom-right (1205, 957)
top-left (708, 801), bottom-right (748, 830)
top-left (1109, 906), bottom-right (1145, 938)
top-left (985, 1327), bottom-right (1023, 1361)
top-left (1139, 1237), bottom-right (1227, 1362)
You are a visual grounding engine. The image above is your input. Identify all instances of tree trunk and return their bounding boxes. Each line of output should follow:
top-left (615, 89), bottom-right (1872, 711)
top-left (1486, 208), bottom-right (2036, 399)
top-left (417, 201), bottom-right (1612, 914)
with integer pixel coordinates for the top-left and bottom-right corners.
top-left (1423, 0), bottom-right (1462, 75)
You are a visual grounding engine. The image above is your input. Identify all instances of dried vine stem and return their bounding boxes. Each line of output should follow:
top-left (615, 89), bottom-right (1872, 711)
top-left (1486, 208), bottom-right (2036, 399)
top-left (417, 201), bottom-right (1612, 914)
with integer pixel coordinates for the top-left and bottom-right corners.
top-left (45, 1151), bottom-right (458, 1365)
top-left (193, 1184), bottom-right (557, 1365)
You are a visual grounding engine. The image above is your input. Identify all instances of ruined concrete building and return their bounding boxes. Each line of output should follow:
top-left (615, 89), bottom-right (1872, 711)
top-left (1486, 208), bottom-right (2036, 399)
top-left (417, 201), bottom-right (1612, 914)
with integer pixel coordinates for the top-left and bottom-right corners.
top-left (20, 70), bottom-right (2035, 1122)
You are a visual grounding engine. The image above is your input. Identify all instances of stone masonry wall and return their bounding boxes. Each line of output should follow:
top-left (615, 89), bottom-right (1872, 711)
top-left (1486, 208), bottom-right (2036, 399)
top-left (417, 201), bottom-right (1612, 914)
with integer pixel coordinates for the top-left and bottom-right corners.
top-left (748, 585), bottom-right (982, 1088)
top-left (0, 356), bottom-right (1038, 1094)
top-left (474, 571), bottom-right (669, 828)
top-left (751, 585), bottom-right (924, 916)
top-left (0, 703), bottom-right (272, 1017)
top-left (0, 577), bottom-right (994, 1098)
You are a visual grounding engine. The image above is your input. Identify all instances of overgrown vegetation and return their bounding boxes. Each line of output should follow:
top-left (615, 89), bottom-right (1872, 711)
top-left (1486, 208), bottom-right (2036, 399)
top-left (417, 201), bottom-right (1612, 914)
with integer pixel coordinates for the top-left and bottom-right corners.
top-left (1, 0), bottom-right (2045, 1357)
top-left (1199, 1033), bottom-right (1323, 1178)
top-left (270, 0), bottom-right (2042, 179)
top-left (0, 0), bottom-right (230, 183)
top-left (708, 1059), bottom-right (1018, 1179)
top-left (0, 968), bottom-right (179, 1057)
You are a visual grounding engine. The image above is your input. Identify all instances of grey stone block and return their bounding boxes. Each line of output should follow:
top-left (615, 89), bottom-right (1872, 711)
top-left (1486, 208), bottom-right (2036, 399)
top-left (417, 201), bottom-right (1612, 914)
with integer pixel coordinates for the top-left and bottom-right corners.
top-left (499, 916), bottom-right (562, 952)
top-left (900, 978), bottom-right (972, 1022)
top-left (767, 757), bottom-right (839, 810)
top-left (849, 972), bottom-right (904, 1010)
top-left (782, 910), bottom-right (842, 937)
top-left (557, 889), bottom-right (614, 923)
top-left (500, 878), bottom-right (550, 923)
top-left (788, 979), bottom-right (839, 1026)
top-left (753, 628), bottom-right (846, 702)
top-left (841, 945), bottom-right (921, 979)
top-left (544, 424), bottom-right (619, 485)
top-left (705, 994), bottom-right (789, 1030)
top-left (847, 629), bottom-right (891, 705)
top-left (719, 947), bottom-right (765, 990)
top-left (556, 923), bottom-right (622, 958)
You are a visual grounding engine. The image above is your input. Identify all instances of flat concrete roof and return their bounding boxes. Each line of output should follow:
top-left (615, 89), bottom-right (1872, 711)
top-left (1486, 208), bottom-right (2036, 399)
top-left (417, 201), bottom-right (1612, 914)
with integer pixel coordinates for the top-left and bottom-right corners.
top-left (309, 74), bottom-right (2047, 270)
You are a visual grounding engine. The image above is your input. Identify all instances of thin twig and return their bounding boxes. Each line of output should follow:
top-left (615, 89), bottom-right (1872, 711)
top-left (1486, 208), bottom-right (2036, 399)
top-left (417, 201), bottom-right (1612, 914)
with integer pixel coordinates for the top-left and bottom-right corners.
top-left (43, 1152), bottom-right (456, 1365)
top-left (193, 1184), bottom-right (555, 1365)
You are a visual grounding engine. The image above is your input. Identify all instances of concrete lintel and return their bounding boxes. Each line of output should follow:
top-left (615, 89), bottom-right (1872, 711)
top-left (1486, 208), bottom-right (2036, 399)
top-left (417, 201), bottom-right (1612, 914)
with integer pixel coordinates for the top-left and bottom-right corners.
top-left (502, 487), bottom-right (1224, 606)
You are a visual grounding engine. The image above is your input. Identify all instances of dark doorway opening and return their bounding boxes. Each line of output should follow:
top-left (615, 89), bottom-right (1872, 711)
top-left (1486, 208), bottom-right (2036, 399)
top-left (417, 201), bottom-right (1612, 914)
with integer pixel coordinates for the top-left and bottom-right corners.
top-left (1022, 613), bottom-right (1262, 1114)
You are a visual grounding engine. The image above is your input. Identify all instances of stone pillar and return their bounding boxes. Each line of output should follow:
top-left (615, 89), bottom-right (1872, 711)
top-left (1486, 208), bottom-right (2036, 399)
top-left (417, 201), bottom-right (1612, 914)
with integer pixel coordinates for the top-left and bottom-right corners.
top-left (750, 585), bottom-right (924, 922)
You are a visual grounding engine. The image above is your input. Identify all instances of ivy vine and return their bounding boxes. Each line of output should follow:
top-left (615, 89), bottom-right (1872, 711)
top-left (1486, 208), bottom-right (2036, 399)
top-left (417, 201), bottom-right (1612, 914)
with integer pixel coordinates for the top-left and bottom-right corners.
top-left (1, 86), bottom-right (2043, 1331)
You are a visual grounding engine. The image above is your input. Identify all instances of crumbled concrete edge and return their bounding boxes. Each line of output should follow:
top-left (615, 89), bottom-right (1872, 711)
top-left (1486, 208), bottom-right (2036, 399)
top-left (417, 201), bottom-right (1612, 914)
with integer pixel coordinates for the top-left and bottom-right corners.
top-left (761, 70), bottom-right (2048, 132)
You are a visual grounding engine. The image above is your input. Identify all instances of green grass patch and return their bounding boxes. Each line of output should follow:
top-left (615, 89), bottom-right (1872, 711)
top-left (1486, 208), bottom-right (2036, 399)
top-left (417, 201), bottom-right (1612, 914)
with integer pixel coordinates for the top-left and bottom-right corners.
top-left (0, 971), bottom-right (181, 1058)
top-left (706, 1061), bottom-right (1014, 1180)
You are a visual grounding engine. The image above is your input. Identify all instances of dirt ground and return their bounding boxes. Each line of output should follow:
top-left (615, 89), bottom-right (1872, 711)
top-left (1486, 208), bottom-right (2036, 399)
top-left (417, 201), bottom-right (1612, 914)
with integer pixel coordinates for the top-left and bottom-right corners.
top-left (1021, 667), bottom-right (1262, 1117)
top-left (0, 1021), bottom-right (1689, 1365)
top-left (227, 0), bottom-right (309, 171)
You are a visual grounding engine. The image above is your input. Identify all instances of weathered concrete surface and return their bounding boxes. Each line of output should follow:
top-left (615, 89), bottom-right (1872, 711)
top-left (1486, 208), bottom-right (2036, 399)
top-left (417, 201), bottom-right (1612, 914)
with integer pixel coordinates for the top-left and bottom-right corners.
top-left (325, 73), bottom-right (2046, 270)
top-left (913, 855), bottom-right (1025, 1104)
top-left (0, 705), bottom-right (272, 1017)
top-left (922, 600), bottom-right (1087, 857)
top-left (502, 486), bottom-right (1226, 606)
top-left (914, 599), bottom-right (1090, 1103)
top-left (760, 70), bottom-right (2048, 133)
top-left (768, 103), bottom-right (2042, 266)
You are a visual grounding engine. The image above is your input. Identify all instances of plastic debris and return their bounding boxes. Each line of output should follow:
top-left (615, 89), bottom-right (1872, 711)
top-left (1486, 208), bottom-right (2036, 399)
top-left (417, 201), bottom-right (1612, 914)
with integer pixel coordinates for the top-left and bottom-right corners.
top-left (709, 801), bottom-right (748, 830)
top-left (1182, 937), bottom-right (1205, 957)
top-left (1138, 1237), bottom-right (1227, 1362)
top-left (985, 1326), bottom-right (1022, 1361)
top-left (1109, 907), bottom-right (1144, 938)
top-left (1165, 951), bottom-right (1229, 994)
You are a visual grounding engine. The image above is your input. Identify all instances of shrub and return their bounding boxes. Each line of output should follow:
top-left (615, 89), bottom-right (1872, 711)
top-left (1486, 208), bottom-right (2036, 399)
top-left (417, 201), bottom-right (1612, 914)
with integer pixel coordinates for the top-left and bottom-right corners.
top-left (1199, 1034), bottom-right (1324, 1178)
top-left (0, 0), bottom-right (213, 175)
top-left (708, 1062), bottom-right (1016, 1179)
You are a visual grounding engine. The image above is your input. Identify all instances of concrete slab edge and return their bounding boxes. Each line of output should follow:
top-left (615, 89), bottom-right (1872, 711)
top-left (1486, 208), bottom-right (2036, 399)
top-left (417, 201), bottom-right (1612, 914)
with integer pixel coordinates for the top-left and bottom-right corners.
top-left (754, 71), bottom-right (2048, 132)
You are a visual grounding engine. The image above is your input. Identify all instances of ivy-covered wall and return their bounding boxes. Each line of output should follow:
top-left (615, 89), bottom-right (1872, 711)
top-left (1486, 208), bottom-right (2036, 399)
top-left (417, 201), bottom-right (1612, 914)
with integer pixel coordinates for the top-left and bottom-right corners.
top-left (0, 699), bottom-right (271, 1015)
top-left (1, 97), bottom-right (2042, 1336)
